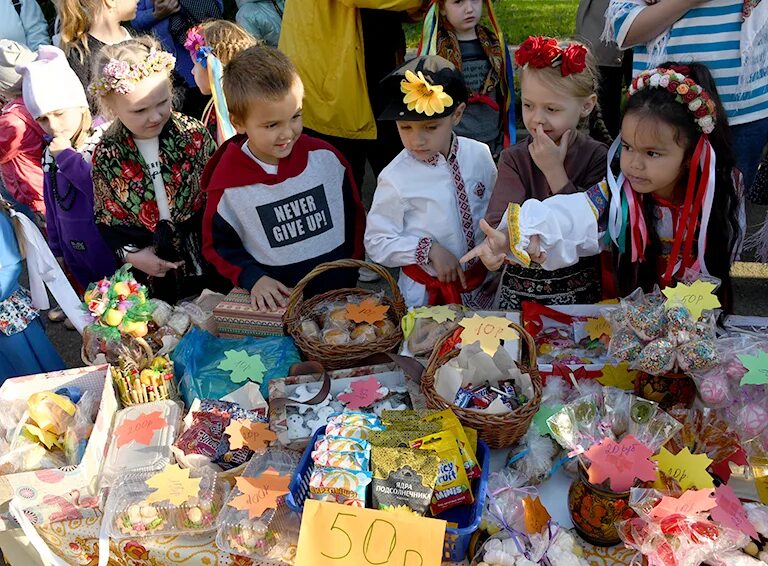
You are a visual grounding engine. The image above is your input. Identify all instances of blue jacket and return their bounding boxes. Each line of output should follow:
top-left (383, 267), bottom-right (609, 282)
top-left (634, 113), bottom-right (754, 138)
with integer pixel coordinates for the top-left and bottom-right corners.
top-left (132, 0), bottom-right (223, 87)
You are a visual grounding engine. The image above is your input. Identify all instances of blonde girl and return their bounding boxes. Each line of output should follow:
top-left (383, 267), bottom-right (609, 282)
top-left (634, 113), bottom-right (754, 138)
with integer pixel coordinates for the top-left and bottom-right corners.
top-left (485, 36), bottom-right (611, 310)
top-left (58, 0), bottom-right (136, 103)
top-left (89, 36), bottom-right (222, 304)
top-left (16, 46), bottom-right (115, 293)
top-left (184, 20), bottom-right (258, 144)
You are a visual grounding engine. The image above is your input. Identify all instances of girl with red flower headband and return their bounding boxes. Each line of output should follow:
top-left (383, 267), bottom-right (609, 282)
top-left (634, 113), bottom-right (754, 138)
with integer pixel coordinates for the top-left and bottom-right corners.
top-left (484, 36), bottom-right (612, 310)
top-left (90, 36), bottom-right (229, 303)
top-left (464, 62), bottom-right (743, 311)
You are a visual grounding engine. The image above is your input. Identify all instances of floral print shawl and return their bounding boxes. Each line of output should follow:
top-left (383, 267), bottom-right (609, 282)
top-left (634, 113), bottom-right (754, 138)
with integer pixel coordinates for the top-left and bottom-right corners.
top-left (92, 112), bottom-right (215, 232)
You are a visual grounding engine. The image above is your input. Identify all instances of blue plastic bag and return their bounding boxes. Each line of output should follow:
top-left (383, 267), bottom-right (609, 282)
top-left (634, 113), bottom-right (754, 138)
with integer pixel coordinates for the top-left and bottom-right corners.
top-left (172, 328), bottom-right (301, 405)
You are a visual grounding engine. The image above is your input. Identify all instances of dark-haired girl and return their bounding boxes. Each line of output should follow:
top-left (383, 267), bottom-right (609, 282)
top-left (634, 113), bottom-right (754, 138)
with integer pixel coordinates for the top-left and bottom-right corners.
top-left (464, 62), bottom-right (744, 311)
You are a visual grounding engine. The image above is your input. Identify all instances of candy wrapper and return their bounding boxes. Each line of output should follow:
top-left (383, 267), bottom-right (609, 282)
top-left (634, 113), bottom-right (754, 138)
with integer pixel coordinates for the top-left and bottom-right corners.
top-left (370, 446), bottom-right (439, 515)
top-left (665, 408), bottom-right (741, 473)
top-left (308, 467), bottom-right (372, 507)
top-left (617, 488), bottom-right (748, 566)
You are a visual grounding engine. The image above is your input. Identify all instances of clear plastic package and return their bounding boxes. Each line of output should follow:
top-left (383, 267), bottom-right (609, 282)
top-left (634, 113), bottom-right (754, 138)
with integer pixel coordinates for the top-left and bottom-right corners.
top-left (102, 400), bottom-right (182, 485)
top-left (216, 448), bottom-right (301, 560)
top-left (107, 467), bottom-right (226, 539)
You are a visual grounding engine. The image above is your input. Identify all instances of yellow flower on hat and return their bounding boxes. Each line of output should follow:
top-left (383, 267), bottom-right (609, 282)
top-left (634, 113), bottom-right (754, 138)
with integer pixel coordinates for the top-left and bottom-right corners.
top-left (400, 70), bottom-right (453, 116)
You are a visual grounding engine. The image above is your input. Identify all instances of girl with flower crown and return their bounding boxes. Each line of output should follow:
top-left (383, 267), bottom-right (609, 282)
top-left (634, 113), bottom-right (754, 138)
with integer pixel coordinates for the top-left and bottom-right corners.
top-left (184, 21), bottom-right (257, 145)
top-left (89, 36), bottom-right (228, 304)
top-left (485, 36), bottom-right (612, 310)
top-left (464, 62), bottom-right (744, 311)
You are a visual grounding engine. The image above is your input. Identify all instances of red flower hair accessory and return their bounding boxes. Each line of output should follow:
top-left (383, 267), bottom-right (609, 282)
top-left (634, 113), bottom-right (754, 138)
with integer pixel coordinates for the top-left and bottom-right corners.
top-left (514, 36), bottom-right (588, 77)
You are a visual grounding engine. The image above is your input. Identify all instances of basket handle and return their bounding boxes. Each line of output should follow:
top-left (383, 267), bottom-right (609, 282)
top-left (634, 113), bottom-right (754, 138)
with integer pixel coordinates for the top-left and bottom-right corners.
top-left (283, 259), bottom-right (406, 326)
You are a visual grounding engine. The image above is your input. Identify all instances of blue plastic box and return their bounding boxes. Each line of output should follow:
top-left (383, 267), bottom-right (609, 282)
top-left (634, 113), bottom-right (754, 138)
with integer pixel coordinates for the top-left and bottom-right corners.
top-left (286, 425), bottom-right (490, 562)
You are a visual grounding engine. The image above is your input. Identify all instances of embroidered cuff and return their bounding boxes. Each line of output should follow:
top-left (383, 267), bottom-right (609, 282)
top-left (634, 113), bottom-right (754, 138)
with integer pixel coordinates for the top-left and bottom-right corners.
top-left (506, 203), bottom-right (531, 267)
top-left (415, 237), bottom-right (433, 266)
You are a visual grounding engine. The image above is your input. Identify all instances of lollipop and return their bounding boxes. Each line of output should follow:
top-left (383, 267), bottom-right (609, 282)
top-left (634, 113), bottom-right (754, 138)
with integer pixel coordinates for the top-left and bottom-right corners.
top-left (634, 338), bottom-right (676, 375)
top-left (626, 303), bottom-right (667, 341)
top-left (677, 339), bottom-right (719, 373)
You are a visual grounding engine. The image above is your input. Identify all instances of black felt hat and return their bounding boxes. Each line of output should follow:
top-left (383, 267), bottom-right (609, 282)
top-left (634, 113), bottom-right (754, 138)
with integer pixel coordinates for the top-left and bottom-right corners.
top-left (378, 55), bottom-right (468, 121)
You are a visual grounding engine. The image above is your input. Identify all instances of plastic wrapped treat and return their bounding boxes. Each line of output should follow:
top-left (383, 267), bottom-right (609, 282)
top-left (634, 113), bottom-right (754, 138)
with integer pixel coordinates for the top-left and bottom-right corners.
top-left (216, 448), bottom-right (300, 560)
top-left (102, 400), bottom-right (182, 486)
top-left (107, 468), bottom-right (226, 538)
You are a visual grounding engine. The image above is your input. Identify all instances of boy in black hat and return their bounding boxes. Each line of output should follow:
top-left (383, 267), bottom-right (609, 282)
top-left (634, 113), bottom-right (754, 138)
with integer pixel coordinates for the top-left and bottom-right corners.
top-left (364, 56), bottom-right (497, 308)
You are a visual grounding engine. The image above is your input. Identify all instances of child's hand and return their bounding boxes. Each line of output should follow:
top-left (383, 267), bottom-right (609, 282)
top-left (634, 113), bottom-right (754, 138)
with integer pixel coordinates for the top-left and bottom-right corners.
top-left (428, 242), bottom-right (467, 288)
top-left (48, 136), bottom-right (72, 157)
top-left (527, 235), bottom-right (547, 264)
top-left (126, 247), bottom-right (183, 277)
top-left (460, 219), bottom-right (509, 271)
top-left (251, 276), bottom-right (292, 311)
top-left (529, 125), bottom-right (571, 192)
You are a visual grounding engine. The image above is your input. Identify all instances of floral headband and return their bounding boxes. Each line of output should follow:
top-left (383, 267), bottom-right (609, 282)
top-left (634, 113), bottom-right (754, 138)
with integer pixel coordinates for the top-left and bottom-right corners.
top-left (184, 26), bottom-right (213, 68)
top-left (628, 68), bottom-right (717, 134)
top-left (89, 49), bottom-right (176, 97)
top-left (400, 69), bottom-right (453, 116)
top-left (514, 36), bottom-right (587, 77)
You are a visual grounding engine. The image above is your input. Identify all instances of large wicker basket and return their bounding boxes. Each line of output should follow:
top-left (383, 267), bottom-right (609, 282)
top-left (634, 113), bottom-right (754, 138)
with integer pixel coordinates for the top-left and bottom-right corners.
top-left (421, 322), bottom-right (542, 449)
top-left (283, 259), bottom-right (407, 370)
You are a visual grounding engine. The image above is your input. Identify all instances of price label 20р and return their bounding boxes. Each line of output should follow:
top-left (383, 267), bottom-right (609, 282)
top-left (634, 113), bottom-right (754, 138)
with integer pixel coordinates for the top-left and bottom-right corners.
top-left (296, 500), bottom-right (447, 566)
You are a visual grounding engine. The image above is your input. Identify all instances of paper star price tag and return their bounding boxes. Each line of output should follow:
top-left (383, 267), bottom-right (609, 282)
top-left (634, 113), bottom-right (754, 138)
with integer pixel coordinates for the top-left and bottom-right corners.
top-left (144, 464), bottom-right (201, 506)
top-left (662, 280), bottom-right (720, 320)
top-left (338, 377), bottom-right (385, 410)
top-left (652, 447), bottom-right (713, 491)
top-left (597, 363), bottom-right (638, 391)
top-left (345, 298), bottom-right (389, 324)
top-left (711, 485), bottom-right (758, 539)
top-left (584, 435), bottom-right (657, 491)
top-left (585, 316), bottom-right (613, 340)
top-left (229, 467), bottom-right (291, 520)
top-left (113, 410), bottom-right (167, 448)
top-left (522, 495), bottom-right (550, 534)
top-left (737, 352), bottom-right (768, 386)
top-left (225, 420), bottom-right (276, 451)
top-left (533, 404), bottom-right (563, 437)
top-left (650, 489), bottom-right (716, 521)
top-left (459, 314), bottom-right (519, 354)
top-left (218, 350), bottom-right (267, 384)
top-left (412, 305), bottom-right (457, 324)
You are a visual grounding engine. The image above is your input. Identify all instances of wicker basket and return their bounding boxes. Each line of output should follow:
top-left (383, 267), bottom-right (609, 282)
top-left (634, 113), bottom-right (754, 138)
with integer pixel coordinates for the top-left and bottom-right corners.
top-left (283, 259), bottom-right (407, 370)
top-left (421, 322), bottom-right (542, 449)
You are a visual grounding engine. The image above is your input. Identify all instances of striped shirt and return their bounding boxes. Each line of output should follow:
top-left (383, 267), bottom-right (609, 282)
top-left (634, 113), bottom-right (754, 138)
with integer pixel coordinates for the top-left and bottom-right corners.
top-left (611, 0), bottom-right (768, 125)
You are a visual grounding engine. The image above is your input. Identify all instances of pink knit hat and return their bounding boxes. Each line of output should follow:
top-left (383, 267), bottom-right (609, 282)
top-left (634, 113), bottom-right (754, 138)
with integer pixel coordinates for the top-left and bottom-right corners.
top-left (16, 46), bottom-right (88, 119)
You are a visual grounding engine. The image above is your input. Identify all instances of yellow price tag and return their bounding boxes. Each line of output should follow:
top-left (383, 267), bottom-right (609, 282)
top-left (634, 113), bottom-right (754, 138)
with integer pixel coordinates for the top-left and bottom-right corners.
top-left (296, 500), bottom-right (446, 566)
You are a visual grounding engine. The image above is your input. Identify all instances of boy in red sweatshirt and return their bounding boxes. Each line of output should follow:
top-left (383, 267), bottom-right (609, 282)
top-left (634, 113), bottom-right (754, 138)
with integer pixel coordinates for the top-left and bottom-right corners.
top-left (202, 46), bottom-right (365, 311)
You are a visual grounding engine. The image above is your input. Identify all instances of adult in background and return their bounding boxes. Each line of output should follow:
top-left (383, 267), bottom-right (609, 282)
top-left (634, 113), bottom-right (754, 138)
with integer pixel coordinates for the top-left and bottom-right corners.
top-left (278, 0), bottom-right (423, 190)
top-left (604, 0), bottom-right (768, 193)
top-left (576, 0), bottom-right (626, 137)
top-left (132, 0), bottom-right (222, 116)
top-left (0, 0), bottom-right (50, 52)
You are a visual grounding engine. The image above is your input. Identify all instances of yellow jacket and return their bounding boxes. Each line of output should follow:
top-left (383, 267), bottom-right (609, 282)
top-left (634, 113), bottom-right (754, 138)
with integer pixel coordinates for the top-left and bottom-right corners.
top-left (279, 0), bottom-right (422, 140)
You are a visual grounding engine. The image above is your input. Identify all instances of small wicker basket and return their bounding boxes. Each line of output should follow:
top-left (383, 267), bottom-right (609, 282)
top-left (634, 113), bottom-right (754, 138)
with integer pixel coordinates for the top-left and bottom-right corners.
top-left (420, 322), bottom-right (542, 449)
top-left (283, 259), bottom-right (407, 370)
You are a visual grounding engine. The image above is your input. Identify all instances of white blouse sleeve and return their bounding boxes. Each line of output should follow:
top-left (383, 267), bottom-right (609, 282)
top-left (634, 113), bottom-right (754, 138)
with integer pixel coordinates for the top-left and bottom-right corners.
top-left (500, 182), bottom-right (609, 270)
top-left (364, 174), bottom-right (431, 268)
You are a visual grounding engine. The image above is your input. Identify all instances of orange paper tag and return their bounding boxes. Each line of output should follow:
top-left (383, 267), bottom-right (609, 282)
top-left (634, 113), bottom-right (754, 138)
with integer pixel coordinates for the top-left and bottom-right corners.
top-left (114, 410), bottom-right (167, 448)
top-left (296, 500), bottom-right (446, 566)
top-left (229, 467), bottom-right (291, 519)
top-left (522, 495), bottom-right (550, 534)
top-left (225, 420), bottom-right (276, 451)
top-left (345, 298), bottom-right (389, 324)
